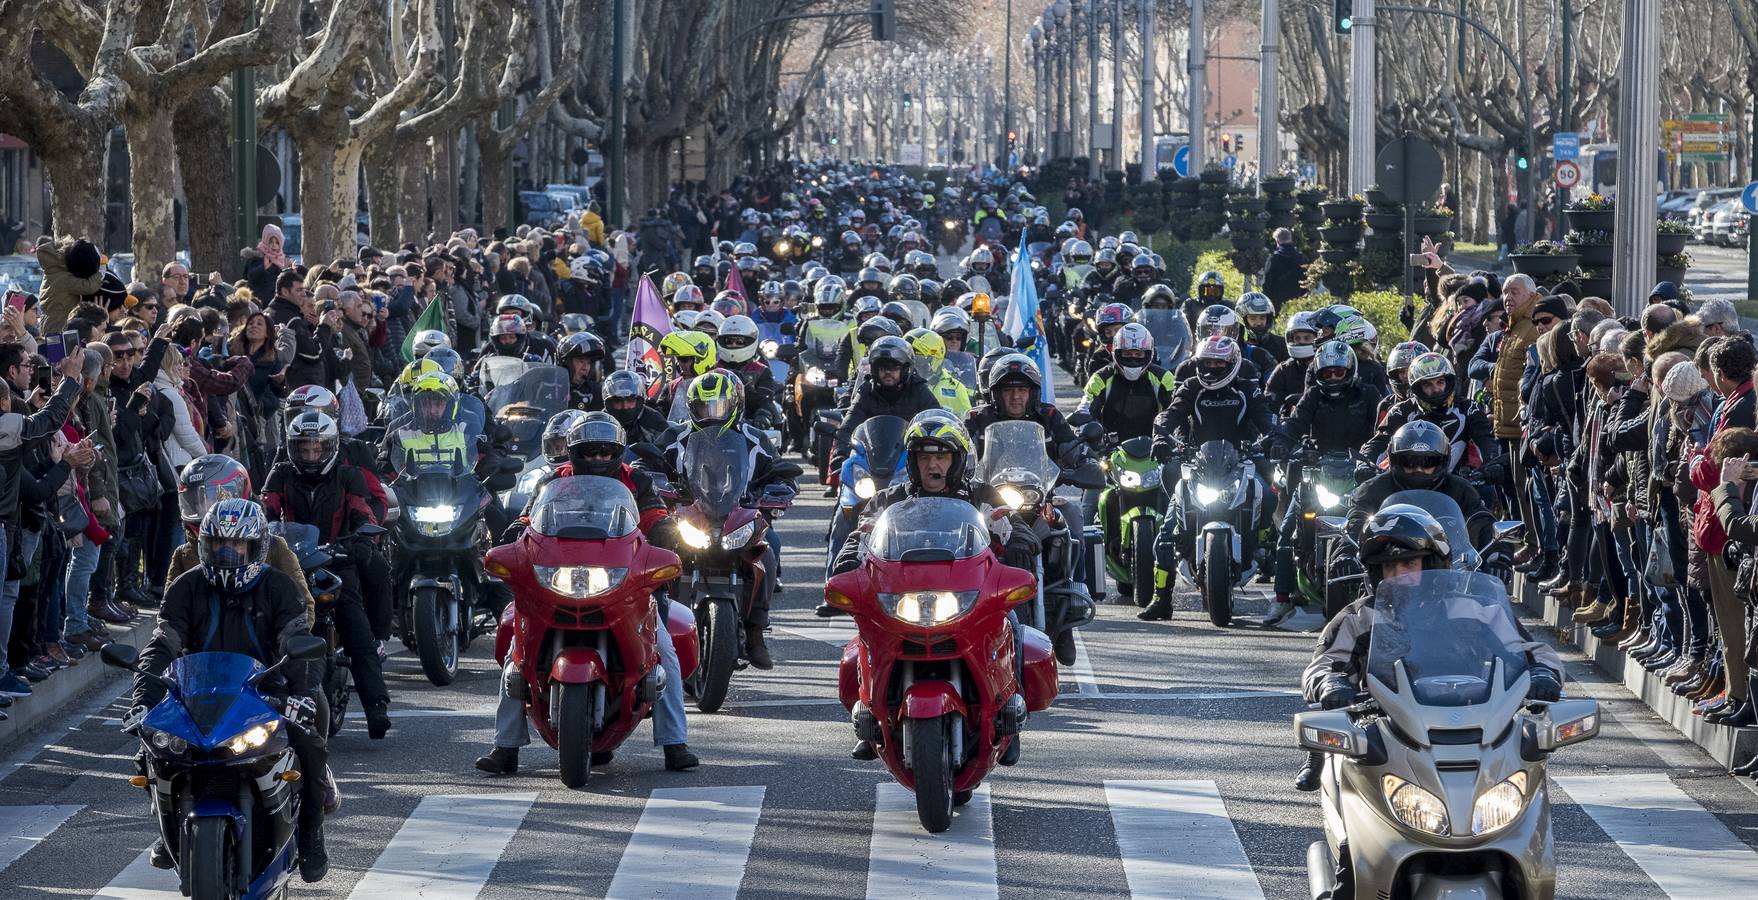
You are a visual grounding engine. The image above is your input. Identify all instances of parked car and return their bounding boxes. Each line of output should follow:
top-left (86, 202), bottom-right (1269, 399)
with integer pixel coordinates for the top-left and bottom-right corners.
top-left (1710, 201), bottom-right (1750, 248)
top-left (108, 250), bottom-right (193, 285)
top-left (1657, 192), bottom-right (1700, 222)
top-left (0, 253), bottom-right (44, 294)
top-left (518, 191), bottom-right (572, 228)
top-left (1687, 189), bottom-right (1743, 242)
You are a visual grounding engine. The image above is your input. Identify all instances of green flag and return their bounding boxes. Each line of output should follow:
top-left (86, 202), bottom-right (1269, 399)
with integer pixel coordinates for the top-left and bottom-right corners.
top-left (400, 297), bottom-right (449, 362)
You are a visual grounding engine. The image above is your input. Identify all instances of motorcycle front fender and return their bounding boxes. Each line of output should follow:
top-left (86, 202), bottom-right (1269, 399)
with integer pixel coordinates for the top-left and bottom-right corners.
top-left (838, 638), bottom-right (861, 712)
top-left (665, 603), bottom-right (699, 680)
top-left (493, 604), bottom-right (515, 667)
top-left (549, 648), bottom-right (607, 685)
top-left (901, 680), bottom-right (967, 720)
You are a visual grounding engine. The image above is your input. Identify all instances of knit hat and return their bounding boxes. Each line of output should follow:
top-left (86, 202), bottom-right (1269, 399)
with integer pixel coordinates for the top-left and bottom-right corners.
top-left (1661, 359), bottom-right (1707, 403)
top-left (1533, 295), bottom-right (1571, 322)
top-left (64, 239), bottom-right (101, 280)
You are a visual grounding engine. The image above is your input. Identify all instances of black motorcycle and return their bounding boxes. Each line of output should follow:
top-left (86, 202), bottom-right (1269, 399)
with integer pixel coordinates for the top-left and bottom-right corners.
top-left (390, 447), bottom-right (503, 686)
top-left (268, 521), bottom-right (363, 738)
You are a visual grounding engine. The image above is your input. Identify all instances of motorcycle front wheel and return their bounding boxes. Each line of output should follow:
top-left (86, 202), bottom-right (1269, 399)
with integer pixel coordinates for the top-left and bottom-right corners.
top-left (186, 815), bottom-right (235, 900)
top-left (909, 714), bottom-right (957, 834)
top-left (1131, 517), bottom-right (1155, 609)
top-left (413, 586), bottom-right (461, 686)
top-left (692, 599), bottom-right (739, 713)
top-left (1203, 531), bottom-right (1234, 627)
top-left (555, 682), bottom-right (598, 789)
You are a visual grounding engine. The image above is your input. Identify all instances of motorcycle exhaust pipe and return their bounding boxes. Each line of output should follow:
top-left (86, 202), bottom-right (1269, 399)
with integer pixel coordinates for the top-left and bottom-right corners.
top-left (994, 693), bottom-right (1027, 737)
top-left (851, 701), bottom-right (882, 743)
top-left (1306, 840), bottom-right (1338, 900)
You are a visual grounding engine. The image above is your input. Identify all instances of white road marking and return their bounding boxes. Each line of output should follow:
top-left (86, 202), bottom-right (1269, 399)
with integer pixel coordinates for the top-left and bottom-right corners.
top-left (0, 805), bottom-right (80, 873)
top-left (865, 782), bottom-right (997, 900)
top-left (1555, 773), bottom-right (1758, 896)
top-left (1063, 629), bottom-right (1102, 698)
top-left (1105, 779), bottom-right (1266, 900)
top-left (605, 786), bottom-right (766, 899)
top-left (92, 846), bottom-right (180, 899)
top-left (345, 792), bottom-right (537, 900)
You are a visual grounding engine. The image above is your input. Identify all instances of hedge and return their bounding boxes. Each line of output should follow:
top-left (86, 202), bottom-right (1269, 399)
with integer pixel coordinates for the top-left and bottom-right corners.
top-left (1189, 248), bottom-right (1413, 345)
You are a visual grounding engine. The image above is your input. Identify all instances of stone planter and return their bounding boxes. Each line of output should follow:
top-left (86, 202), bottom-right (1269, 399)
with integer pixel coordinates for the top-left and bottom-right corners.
top-left (1412, 216), bottom-right (1452, 235)
top-left (1320, 201), bottom-right (1365, 220)
top-left (1571, 242), bottom-right (1614, 268)
top-left (1510, 253), bottom-right (1581, 278)
top-left (1365, 211), bottom-right (1403, 231)
top-left (1319, 224), bottom-right (1363, 243)
top-left (1656, 232), bottom-right (1689, 256)
top-left (1655, 265), bottom-right (1687, 285)
top-left (1566, 209), bottom-right (1615, 233)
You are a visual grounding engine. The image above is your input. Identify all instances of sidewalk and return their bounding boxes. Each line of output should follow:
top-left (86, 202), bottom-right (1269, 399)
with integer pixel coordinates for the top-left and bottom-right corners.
top-left (0, 618), bottom-right (153, 751)
top-left (1516, 575), bottom-right (1757, 768)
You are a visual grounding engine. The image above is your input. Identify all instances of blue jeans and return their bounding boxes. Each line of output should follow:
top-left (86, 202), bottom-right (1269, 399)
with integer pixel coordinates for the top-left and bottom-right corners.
top-left (607, 287), bottom-right (627, 339)
top-left (0, 527), bottom-right (41, 673)
top-left (493, 613), bottom-right (687, 749)
top-left (63, 538), bottom-right (100, 637)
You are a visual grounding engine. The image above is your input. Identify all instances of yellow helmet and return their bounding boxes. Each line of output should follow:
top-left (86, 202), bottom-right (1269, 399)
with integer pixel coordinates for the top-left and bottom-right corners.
top-left (408, 373), bottom-right (459, 432)
top-left (686, 369), bottom-right (744, 431)
top-left (902, 414), bottom-right (972, 488)
top-left (397, 358), bottom-right (443, 390)
top-left (659, 330), bottom-right (718, 378)
top-left (904, 327), bottom-right (945, 375)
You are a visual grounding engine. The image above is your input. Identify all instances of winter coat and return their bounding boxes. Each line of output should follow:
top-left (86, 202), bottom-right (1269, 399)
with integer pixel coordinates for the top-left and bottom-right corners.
top-left (37, 239), bottom-right (107, 331)
top-left (154, 370), bottom-right (208, 470)
top-left (1489, 304), bottom-right (1538, 439)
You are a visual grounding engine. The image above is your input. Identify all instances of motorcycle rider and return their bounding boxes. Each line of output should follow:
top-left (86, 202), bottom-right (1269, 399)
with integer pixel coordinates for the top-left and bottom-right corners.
top-left (1082, 302), bottom-right (1134, 376)
top-left (603, 369), bottom-right (669, 446)
top-left (659, 371), bottom-right (793, 669)
top-left (1379, 340), bottom-right (1429, 419)
top-left (715, 315), bottom-right (781, 430)
top-left (906, 328), bottom-right (972, 416)
top-left (831, 335), bottom-right (941, 473)
top-left (1180, 305), bottom-right (1275, 387)
top-left (1185, 270), bottom-right (1228, 332)
top-left (1110, 253), bottom-right (1163, 308)
top-left (476, 412), bottom-right (701, 775)
top-left (129, 499), bottom-right (333, 882)
top-left (1295, 505), bottom-right (1563, 792)
top-left (1344, 421), bottom-right (1495, 554)
top-left (1236, 292), bottom-right (1287, 364)
top-left (1271, 341), bottom-right (1386, 621)
top-left (1265, 312), bottom-right (1321, 414)
top-left (930, 306), bottom-right (973, 354)
top-left (1362, 353), bottom-right (1502, 484)
top-left (558, 332), bottom-right (608, 411)
top-left (1144, 335), bottom-right (1282, 620)
top-left (654, 330), bottom-right (718, 418)
top-left (1078, 323), bottom-right (1175, 443)
top-left (263, 412), bottom-right (393, 739)
top-left (831, 295), bottom-right (886, 381)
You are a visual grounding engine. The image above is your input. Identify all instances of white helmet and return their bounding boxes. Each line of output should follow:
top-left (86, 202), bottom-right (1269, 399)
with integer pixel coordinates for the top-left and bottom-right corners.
top-left (1111, 322), bottom-right (1155, 381)
top-left (673, 309), bottom-right (702, 330)
top-left (411, 329), bottom-right (450, 358)
top-left (1192, 335), bottom-right (1243, 389)
top-left (695, 309), bottom-right (726, 335)
top-left (716, 314), bottom-right (761, 364)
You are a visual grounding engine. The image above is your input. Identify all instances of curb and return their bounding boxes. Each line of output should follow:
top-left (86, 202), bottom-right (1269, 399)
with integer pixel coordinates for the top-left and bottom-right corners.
top-left (0, 618), bottom-right (153, 751)
top-left (1515, 576), bottom-right (1758, 768)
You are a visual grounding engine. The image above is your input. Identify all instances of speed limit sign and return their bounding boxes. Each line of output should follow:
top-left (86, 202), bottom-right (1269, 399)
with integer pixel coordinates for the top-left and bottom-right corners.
top-left (1554, 160), bottom-right (1581, 189)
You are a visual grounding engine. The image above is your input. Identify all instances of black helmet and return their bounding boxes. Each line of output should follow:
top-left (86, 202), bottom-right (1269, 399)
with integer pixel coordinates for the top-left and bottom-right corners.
top-left (566, 411), bottom-right (626, 478)
top-left (1359, 504), bottom-right (1451, 585)
top-left (857, 315), bottom-right (903, 346)
top-left (887, 273), bottom-right (922, 304)
top-left (1387, 420), bottom-right (1450, 489)
top-left (543, 410), bottom-right (591, 464)
top-left (879, 300), bottom-right (915, 330)
top-left (867, 335), bottom-right (914, 374)
top-left (1312, 340), bottom-right (1358, 399)
top-left (987, 352), bottom-right (1042, 400)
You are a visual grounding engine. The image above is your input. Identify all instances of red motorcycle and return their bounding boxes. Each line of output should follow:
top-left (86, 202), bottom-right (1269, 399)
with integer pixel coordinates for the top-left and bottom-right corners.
top-left (485, 475), bottom-right (698, 788)
top-left (825, 496), bottom-right (1060, 833)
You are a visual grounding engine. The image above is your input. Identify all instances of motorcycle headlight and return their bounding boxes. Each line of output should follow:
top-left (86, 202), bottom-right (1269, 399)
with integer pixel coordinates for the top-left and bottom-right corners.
top-left (1315, 484), bottom-right (1342, 510)
top-left (536, 565), bottom-right (628, 598)
top-left (761, 340), bottom-right (780, 359)
top-left (943, 219), bottom-right (958, 231)
top-left (1382, 774), bottom-right (1450, 836)
top-left (144, 727), bottom-right (190, 755)
top-left (1118, 470), bottom-right (1143, 489)
top-left (224, 721), bottom-right (279, 756)
top-left (1194, 483), bottom-right (1229, 506)
top-left (1471, 772), bottom-right (1529, 835)
top-left (410, 504), bottom-right (461, 536)
top-left (806, 366), bottom-right (827, 386)
top-left (721, 520), bottom-right (758, 549)
top-left (774, 240), bottom-right (791, 256)
top-left (882, 590), bottom-right (979, 625)
top-left (676, 519), bottom-right (714, 549)
top-left (1031, 259), bottom-right (1043, 272)
top-left (812, 235), bottom-right (824, 247)
top-left (996, 484), bottom-right (1041, 509)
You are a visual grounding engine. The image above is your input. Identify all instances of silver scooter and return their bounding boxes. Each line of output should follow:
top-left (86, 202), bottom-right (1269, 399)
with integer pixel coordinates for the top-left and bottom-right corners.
top-left (1294, 569), bottom-right (1599, 900)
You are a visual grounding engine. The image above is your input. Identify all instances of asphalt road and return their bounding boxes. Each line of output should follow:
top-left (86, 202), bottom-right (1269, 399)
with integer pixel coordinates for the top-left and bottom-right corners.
top-left (2, 356), bottom-right (1758, 900)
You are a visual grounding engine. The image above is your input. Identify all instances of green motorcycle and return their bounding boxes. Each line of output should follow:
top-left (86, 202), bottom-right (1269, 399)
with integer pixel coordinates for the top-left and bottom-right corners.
top-left (1097, 436), bottom-right (1165, 608)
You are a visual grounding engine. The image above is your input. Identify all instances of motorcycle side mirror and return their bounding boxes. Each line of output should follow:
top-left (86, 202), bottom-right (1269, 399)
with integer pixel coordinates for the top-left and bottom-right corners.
top-left (1077, 421), bottom-right (1104, 444)
top-left (1534, 698), bottom-right (1600, 751)
top-left (99, 643), bottom-right (141, 670)
top-left (1313, 516), bottom-right (1347, 535)
top-left (484, 543), bottom-right (521, 579)
top-left (1493, 520), bottom-right (1525, 541)
top-left (1293, 710), bottom-right (1369, 757)
top-left (284, 634), bottom-right (329, 661)
top-left (822, 569), bottom-right (869, 613)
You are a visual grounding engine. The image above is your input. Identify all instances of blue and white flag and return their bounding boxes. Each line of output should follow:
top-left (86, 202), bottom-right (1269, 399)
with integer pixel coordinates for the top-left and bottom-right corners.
top-left (1004, 232), bottom-right (1056, 404)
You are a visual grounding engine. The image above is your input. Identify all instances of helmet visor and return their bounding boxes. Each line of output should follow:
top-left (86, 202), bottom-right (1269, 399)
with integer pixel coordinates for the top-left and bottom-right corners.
top-left (690, 393), bottom-right (737, 425)
top-left (179, 481), bottom-right (248, 523)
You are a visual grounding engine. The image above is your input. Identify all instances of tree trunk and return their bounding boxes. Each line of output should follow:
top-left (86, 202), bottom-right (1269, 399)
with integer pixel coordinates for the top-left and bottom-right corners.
top-left (365, 140), bottom-right (401, 252)
top-left (175, 92), bottom-right (237, 279)
top-left (460, 124), bottom-right (480, 230)
top-left (327, 138), bottom-right (366, 262)
top-left (124, 107), bottom-right (180, 287)
top-left (298, 139), bottom-right (338, 265)
top-left (430, 133), bottom-right (456, 234)
top-left (41, 141), bottom-right (107, 242)
top-left (399, 146), bottom-right (428, 246)
top-left (480, 136), bottom-right (512, 236)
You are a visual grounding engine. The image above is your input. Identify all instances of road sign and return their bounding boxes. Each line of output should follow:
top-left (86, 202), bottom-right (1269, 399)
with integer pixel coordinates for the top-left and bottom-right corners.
top-left (1554, 160), bottom-right (1581, 190)
top-left (1172, 145), bottom-right (1191, 177)
top-left (1300, 163), bottom-right (1317, 182)
top-left (1374, 135), bottom-right (1444, 205)
top-left (1553, 132), bottom-right (1580, 162)
top-left (1743, 182), bottom-right (1758, 216)
top-left (1222, 154), bottom-right (1237, 170)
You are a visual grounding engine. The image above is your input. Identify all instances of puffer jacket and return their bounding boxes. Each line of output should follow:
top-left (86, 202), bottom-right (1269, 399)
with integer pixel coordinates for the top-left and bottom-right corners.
top-left (1489, 304), bottom-right (1537, 439)
top-left (37, 239), bottom-right (107, 331)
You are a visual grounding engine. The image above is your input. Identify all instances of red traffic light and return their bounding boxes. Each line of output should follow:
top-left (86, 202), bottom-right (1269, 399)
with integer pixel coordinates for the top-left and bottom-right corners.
top-left (1007, 130), bottom-right (1017, 142)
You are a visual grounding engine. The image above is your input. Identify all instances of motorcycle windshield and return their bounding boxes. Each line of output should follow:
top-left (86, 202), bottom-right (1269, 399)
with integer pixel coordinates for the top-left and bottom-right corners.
top-left (943, 351), bottom-right (979, 390)
top-left (870, 497), bottom-right (991, 562)
top-left (682, 429), bottom-right (753, 521)
top-left (478, 356), bottom-right (531, 392)
top-left (167, 651), bottom-right (264, 737)
top-left (1380, 489), bottom-right (1478, 569)
top-left (854, 416), bottom-right (908, 477)
top-left (266, 522), bottom-right (323, 568)
top-left (488, 365), bottom-right (570, 421)
top-left (1194, 440), bottom-right (1243, 483)
top-left (901, 300), bottom-right (931, 330)
top-left (1137, 309), bottom-right (1189, 366)
top-left (530, 475), bottom-right (640, 539)
top-left (1366, 570), bottom-right (1532, 708)
top-left (974, 421), bottom-right (1058, 494)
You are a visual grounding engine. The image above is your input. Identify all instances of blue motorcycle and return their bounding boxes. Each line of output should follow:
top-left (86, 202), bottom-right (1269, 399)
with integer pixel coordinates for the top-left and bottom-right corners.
top-left (103, 636), bottom-right (327, 900)
top-left (824, 415), bottom-right (908, 577)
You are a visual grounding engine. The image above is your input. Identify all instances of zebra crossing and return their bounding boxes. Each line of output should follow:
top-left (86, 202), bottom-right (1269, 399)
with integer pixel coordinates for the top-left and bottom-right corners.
top-left (2, 772), bottom-right (1754, 898)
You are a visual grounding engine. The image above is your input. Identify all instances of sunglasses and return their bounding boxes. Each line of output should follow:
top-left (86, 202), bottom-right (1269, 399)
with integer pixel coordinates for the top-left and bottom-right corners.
top-left (1533, 315), bottom-right (1558, 327)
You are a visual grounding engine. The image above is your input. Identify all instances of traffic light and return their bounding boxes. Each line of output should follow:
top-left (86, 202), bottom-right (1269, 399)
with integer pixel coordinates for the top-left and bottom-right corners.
top-left (902, 92), bottom-right (912, 109)
top-left (870, 0), bottom-right (895, 41)
top-left (1333, 0), bottom-right (1352, 33)
top-left (1234, 133), bottom-right (1246, 155)
top-left (1515, 146), bottom-right (1530, 170)
top-left (1007, 130), bottom-right (1018, 143)
top-left (1220, 134), bottom-right (1233, 153)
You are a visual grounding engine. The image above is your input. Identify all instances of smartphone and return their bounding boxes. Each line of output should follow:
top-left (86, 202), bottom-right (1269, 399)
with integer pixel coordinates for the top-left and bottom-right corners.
top-left (31, 364), bottom-right (49, 392)
top-left (1408, 253), bottom-right (1429, 266)
top-left (42, 332), bottom-right (68, 364)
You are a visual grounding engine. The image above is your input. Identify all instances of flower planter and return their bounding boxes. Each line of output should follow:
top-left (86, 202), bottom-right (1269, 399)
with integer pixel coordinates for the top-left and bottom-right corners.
top-left (1200, 199), bottom-right (1226, 214)
top-left (1364, 212), bottom-right (1403, 231)
top-left (1577, 275), bottom-right (1614, 299)
top-left (1566, 209), bottom-right (1615, 233)
top-left (1296, 188), bottom-right (1327, 205)
top-left (1656, 232), bottom-right (1689, 256)
top-left (1200, 168), bottom-right (1230, 185)
top-left (1655, 266), bottom-right (1687, 286)
top-left (1320, 201), bottom-right (1365, 220)
top-left (1230, 233), bottom-right (1263, 250)
top-left (1412, 216), bottom-right (1452, 235)
top-left (1170, 177), bottom-right (1200, 194)
top-left (1320, 248), bottom-right (1357, 264)
top-left (1266, 211), bottom-right (1297, 229)
top-left (1319, 224), bottom-right (1363, 243)
top-left (1365, 189), bottom-right (1392, 207)
top-left (1227, 196), bottom-right (1267, 214)
top-left (1260, 176), bottom-right (1296, 193)
top-left (1509, 253), bottom-right (1581, 277)
top-left (1265, 195), bottom-right (1297, 212)
top-left (1363, 234), bottom-right (1404, 252)
top-left (1571, 242), bottom-right (1614, 268)
top-left (1298, 206), bottom-right (1328, 224)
